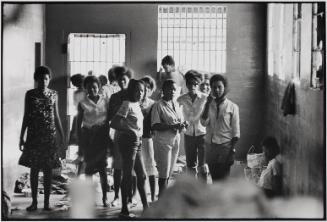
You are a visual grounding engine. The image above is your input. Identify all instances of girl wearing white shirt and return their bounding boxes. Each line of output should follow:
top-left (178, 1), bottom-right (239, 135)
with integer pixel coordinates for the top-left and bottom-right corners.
top-left (111, 79), bottom-right (148, 218)
top-left (77, 76), bottom-right (110, 207)
top-left (258, 137), bottom-right (282, 198)
top-left (201, 74), bottom-right (240, 181)
top-left (151, 79), bottom-right (187, 197)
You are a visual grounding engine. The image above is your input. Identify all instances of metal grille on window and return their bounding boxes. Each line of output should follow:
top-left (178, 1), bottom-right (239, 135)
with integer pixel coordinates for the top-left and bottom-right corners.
top-left (311, 3), bottom-right (325, 89)
top-left (68, 33), bottom-right (126, 77)
top-left (158, 5), bottom-right (227, 73)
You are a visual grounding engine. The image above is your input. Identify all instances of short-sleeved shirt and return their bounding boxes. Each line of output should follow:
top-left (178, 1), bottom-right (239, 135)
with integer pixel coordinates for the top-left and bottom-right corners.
top-left (201, 98), bottom-right (240, 144)
top-left (80, 95), bottom-right (108, 128)
top-left (151, 99), bottom-right (184, 141)
top-left (116, 101), bottom-right (144, 138)
top-left (177, 91), bottom-right (207, 136)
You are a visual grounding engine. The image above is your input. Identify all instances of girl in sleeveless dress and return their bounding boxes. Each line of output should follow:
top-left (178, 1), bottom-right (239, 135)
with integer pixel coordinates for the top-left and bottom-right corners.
top-left (19, 66), bottom-right (65, 211)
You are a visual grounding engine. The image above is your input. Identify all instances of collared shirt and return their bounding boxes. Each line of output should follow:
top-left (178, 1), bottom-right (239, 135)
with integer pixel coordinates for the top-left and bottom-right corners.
top-left (201, 98), bottom-right (240, 144)
top-left (116, 101), bottom-right (144, 138)
top-left (80, 95), bottom-right (108, 128)
top-left (177, 91), bottom-right (207, 136)
top-left (151, 99), bottom-right (184, 141)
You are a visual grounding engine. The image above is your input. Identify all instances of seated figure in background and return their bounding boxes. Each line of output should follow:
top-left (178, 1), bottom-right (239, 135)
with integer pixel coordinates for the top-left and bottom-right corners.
top-left (258, 136), bottom-right (282, 198)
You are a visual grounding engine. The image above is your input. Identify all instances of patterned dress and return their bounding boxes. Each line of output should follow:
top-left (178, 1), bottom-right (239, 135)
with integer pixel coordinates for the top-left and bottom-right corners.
top-left (19, 89), bottom-right (61, 169)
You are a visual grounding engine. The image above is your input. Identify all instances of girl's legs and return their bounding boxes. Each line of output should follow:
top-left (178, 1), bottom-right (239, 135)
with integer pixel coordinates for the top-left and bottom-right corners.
top-left (99, 167), bottom-right (109, 207)
top-left (26, 167), bottom-right (39, 211)
top-left (184, 135), bottom-right (197, 177)
top-left (112, 168), bottom-right (122, 206)
top-left (120, 151), bottom-right (136, 215)
top-left (112, 133), bottom-right (123, 206)
top-left (133, 151), bottom-right (148, 210)
top-left (43, 167), bottom-right (52, 210)
top-left (208, 163), bottom-right (230, 182)
top-left (196, 135), bottom-right (208, 183)
top-left (128, 175), bottom-right (137, 206)
top-left (148, 175), bottom-right (156, 202)
top-left (158, 177), bottom-right (168, 197)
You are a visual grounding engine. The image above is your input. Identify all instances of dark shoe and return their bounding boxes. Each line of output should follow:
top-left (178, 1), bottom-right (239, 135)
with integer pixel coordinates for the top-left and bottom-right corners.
top-left (119, 212), bottom-right (136, 218)
top-left (26, 203), bottom-right (37, 211)
top-left (43, 205), bottom-right (52, 211)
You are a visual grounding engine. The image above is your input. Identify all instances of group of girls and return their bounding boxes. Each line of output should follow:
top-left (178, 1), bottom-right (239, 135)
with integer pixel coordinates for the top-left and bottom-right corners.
top-left (18, 57), bottom-right (241, 218)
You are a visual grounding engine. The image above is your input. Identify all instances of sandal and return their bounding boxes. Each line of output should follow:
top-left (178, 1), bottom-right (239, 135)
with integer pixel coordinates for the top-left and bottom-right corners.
top-left (119, 212), bottom-right (136, 218)
top-left (111, 198), bottom-right (119, 207)
top-left (128, 198), bottom-right (138, 208)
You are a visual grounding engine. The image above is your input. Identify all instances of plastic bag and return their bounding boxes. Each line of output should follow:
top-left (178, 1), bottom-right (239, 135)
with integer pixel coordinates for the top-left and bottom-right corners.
top-left (244, 166), bottom-right (263, 185)
top-left (247, 145), bottom-right (265, 168)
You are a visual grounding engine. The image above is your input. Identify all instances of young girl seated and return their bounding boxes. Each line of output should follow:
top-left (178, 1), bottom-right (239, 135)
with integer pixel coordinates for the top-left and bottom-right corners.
top-left (258, 136), bottom-right (282, 198)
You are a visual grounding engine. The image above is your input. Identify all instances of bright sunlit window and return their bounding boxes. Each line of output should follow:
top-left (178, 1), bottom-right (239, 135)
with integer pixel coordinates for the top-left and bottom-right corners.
top-left (157, 5), bottom-right (227, 73)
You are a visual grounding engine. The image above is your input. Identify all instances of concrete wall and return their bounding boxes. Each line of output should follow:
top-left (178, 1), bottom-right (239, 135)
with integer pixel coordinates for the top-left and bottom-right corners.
top-left (45, 3), bottom-right (266, 160)
top-left (225, 4), bottom-right (266, 159)
top-left (3, 4), bottom-right (46, 193)
top-left (265, 4), bottom-right (324, 197)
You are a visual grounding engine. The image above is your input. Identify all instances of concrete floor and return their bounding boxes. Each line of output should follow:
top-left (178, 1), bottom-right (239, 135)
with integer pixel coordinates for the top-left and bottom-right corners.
top-left (9, 162), bottom-right (246, 220)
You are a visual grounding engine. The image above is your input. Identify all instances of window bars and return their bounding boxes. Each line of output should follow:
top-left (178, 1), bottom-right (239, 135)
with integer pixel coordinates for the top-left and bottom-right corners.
top-left (68, 33), bottom-right (126, 77)
top-left (158, 5), bottom-right (227, 73)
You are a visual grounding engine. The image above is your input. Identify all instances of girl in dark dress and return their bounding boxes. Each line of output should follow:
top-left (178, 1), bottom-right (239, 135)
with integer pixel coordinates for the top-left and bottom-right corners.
top-left (19, 66), bottom-right (65, 211)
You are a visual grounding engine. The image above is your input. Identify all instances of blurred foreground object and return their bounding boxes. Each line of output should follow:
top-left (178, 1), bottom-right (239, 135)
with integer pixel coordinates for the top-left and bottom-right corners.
top-left (70, 178), bottom-right (95, 218)
top-left (143, 175), bottom-right (323, 219)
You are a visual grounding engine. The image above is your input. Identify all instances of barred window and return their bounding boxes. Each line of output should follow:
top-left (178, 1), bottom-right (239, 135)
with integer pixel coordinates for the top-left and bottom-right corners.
top-left (67, 33), bottom-right (126, 77)
top-left (157, 5), bottom-right (227, 73)
top-left (311, 3), bottom-right (325, 89)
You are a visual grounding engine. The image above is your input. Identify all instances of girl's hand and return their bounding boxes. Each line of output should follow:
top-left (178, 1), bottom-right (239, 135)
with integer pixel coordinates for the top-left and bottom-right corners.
top-left (19, 138), bottom-right (25, 151)
top-left (182, 121), bottom-right (189, 129)
top-left (171, 123), bottom-right (184, 132)
top-left (206, 95), bottom-right (214, 104)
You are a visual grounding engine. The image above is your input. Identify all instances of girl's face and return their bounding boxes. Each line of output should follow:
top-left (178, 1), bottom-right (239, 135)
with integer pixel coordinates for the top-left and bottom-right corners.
top-left (200, 79), bottom-right (210, 95)
top-left (38, 74), bottom-right (51, 90)
top-left (134, 84), bottom-right (145, 102)
top-left (186, 80), bottom-right (199, 95)
top-left (118, 75), bottom-right (130, 90)
top-left (86, 82), bottom-right (99, 97)
top-left (211, 80), bottom-right (225, 99)
top-left (163, 83), bottom-right (177, 101)
top-left (163, 64), bottom-right (174, 73)
top-left (145, 85), bottom-right (153, 98)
